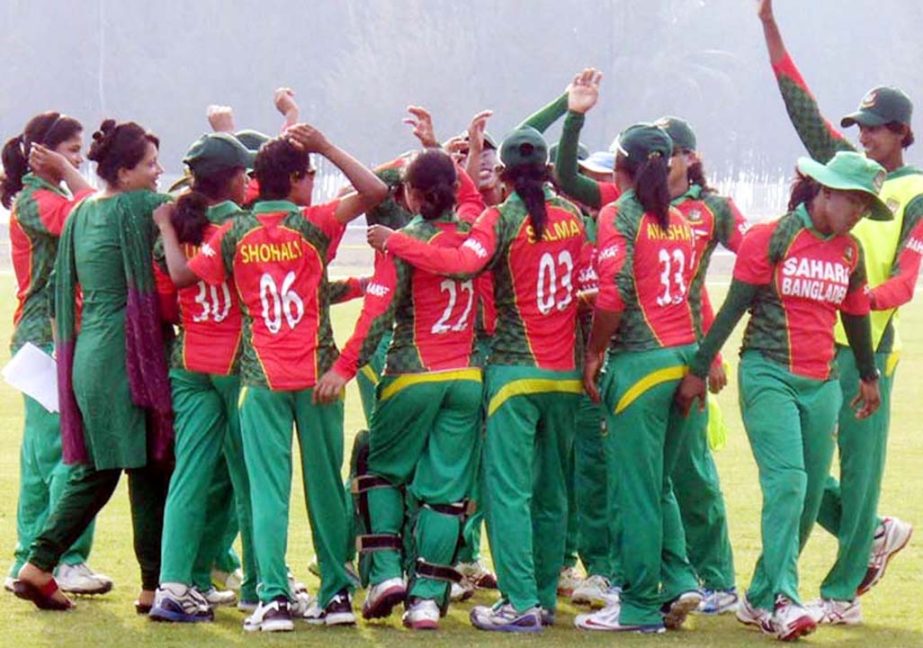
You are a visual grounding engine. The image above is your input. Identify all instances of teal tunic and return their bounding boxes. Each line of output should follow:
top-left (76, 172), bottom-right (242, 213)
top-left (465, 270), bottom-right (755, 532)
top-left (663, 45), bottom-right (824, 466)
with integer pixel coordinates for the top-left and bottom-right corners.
top-left (70, 194), bottom-right (162, 469)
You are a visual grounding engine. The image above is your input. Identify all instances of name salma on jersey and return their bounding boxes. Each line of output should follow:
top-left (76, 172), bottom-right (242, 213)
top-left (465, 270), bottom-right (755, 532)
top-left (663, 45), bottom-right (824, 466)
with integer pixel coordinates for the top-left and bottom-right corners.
top-left (780, 256), bottom-right (851, 305)
top-left (525, 218), bottom-right (582, 244)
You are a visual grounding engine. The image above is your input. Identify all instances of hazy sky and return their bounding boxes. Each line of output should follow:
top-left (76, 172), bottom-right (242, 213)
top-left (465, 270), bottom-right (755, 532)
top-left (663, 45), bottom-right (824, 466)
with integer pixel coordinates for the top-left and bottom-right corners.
top-left (2, 0), bottom-right (921, 177)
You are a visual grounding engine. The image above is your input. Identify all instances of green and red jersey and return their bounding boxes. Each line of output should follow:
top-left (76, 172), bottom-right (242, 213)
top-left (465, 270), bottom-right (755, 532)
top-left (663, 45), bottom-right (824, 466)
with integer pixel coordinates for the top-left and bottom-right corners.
top-left (9, 173), bottom-right (94, 352)
top-left (733, 205), bottom-right (868, 380)
top-left (773, 52), bottom-right (923, 352)
top-left (673, 185), bottom-right (748, 338)
top-left (333, 168), bottom-right (485, 378)
top-left (596, 191), bottom-right (698, 352)
top-left (155, 201), bottom-right (245, 375)
top-left (188, 199), bottom-right (344, 390)
top-left (386, 188), bottom-right (586, 371)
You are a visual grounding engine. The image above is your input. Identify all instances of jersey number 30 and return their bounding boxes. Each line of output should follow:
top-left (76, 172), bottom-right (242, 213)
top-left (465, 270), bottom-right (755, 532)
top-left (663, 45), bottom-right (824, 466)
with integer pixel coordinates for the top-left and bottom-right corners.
top-left (260, 271), bottom-right (305, 334)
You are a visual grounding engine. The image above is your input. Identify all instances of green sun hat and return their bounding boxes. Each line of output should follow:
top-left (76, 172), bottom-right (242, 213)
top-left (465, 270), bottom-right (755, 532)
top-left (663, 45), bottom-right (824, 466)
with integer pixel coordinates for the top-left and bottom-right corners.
top-left (796, 151), bottom-right (892, 221)
top-left (499, 126), bottom-right (548, 168)
top-left (184, 132), bottom-right (255, 177)
top-left (655, 116), bottom-right (697, 152)
top-left (841, 86), bottom-right (913, 128)
top-left (610, 123), bottom-right (673, 163)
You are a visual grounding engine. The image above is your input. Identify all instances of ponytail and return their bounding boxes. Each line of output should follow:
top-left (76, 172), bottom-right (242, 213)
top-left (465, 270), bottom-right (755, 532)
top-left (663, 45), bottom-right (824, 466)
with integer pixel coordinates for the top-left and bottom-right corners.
top-left (1, 135), bottom-right (27, 208)
top-left (633, 155), bottom-right (671, 230)
top-left (500, 164), bottom-right (553, 239)
top-left (788, 171), bottom-right (821, 212)
top-left (686, 160), bottom-right (713, 194)
top-left (404, 148), bottom-right (458, 221)
top-left (172, 191), bottom-right (210, 245)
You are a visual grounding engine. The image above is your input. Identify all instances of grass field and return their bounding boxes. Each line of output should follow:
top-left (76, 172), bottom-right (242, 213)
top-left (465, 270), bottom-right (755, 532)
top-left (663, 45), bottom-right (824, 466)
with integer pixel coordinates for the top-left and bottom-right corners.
top-left (0, 273), bottom-right (921, 646)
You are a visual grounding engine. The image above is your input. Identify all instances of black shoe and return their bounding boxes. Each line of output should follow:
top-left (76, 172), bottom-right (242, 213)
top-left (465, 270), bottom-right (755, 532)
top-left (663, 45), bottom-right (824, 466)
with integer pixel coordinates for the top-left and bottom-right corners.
top-left (324, 589), bottom-right (356, 626)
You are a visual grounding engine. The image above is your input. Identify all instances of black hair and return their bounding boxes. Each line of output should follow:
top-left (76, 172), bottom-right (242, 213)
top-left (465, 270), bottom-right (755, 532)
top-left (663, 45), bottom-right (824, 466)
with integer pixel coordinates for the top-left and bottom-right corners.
top-left (885, 121), bottom-right (915, 148)
top-left (616, 152), bottom-right (671, 229)
top-left (500, 164), bottom-right (553, 239)
top-left (171, 166), bottom-right (243, 245)
top-left (2, 111), bottom-right (83, 208)
top-left (253, 137), bottom-right (310, 201)
top-left (686, 160), bottom-right (714, 194)
top-left (404, 149), bottom-right (457, 220)
top-left (87, 119), bottom-right (159, 187)
top-left (788, 171), bottom-right (821, 211)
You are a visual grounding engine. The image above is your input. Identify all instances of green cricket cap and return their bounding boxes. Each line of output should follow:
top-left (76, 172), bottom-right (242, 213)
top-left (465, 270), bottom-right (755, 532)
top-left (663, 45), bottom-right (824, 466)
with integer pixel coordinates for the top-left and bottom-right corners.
top-left (184, 133), bottom-right (254, 177)
top-left (610, 123), bottom-right (673, 164)
top-left (549, 141), bottom-right (590, 165)
top-left (499, 126), bottom-right (548, 168)
top-left (655, 115), bottom-right (697, 152)
top-left (796, 151), bottom-right (892, 221)
top-left (841, 86), bottom-right (913, 128)
top-left (234, 129), bottom-right (271, 154)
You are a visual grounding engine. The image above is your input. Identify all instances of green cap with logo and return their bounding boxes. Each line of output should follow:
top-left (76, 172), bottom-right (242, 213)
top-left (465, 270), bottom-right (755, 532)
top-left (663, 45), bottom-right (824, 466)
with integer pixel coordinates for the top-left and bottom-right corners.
top-left (796, 151), bottom-right (892, 221)
top-left (184, 132), bottom-right (255, 177)
top-left (841, 86), bottom-right (913, 128)
top-left (655, 116), bottom-right (697, 152)
top-left (610, 123), bottom-right (673, 164)
top-left (500, 126), bottom-right (548, 168)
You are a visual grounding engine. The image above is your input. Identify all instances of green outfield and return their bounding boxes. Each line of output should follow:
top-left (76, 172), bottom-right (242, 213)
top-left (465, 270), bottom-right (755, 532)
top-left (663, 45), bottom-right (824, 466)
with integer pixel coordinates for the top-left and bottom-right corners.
top-left (0, 273), bottom-right (920, 646)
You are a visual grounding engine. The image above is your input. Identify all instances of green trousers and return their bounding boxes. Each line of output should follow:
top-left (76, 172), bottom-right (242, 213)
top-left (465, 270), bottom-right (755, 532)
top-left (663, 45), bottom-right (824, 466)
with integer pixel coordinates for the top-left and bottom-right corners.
top-left (815, 347), bottom-right (895, 601)
top-left (366, 369), bottom-right (482, 600)
top-left (239, 384), bottom-right (352, 606)
top-left (160, 370), bottom-right (257, 601)
top-left (571, 396), bottom-right (614, 578)
top-left (30, 462), bottom-right (170, 590)
top-left (671, 399), bottom-right (735, 590)
top-left (455, 413), bottom-right (485, 565)
top-left (738, 351), bottom-right (841, 611)
top-left (482, 365), bottom-right (581, 613)
top-left (10, 395), bottom-right (94, 577)
top-left (601, 345), bottom-right (701, 626)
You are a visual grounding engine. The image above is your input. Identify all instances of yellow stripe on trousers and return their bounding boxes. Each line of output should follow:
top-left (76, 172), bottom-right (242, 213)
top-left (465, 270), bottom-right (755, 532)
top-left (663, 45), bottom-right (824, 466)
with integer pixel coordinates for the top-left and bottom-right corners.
top-left (614, 365), bottom-right (688, 414)
top-left (487, 378), bottom-right (583, 417)
top-left (378, 368), bottom-right (483, 402)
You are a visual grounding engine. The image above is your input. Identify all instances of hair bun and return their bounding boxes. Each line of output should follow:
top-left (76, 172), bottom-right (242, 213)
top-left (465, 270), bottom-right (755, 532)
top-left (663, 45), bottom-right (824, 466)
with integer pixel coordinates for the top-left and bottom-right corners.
top-left (88, 119), bottom-right (117, 161)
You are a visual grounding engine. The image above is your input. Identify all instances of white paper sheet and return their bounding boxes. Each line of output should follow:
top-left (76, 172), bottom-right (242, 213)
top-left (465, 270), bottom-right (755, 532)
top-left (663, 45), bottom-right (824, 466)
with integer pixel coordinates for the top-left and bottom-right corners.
top-left (2, 342), bottom-right (59, 413)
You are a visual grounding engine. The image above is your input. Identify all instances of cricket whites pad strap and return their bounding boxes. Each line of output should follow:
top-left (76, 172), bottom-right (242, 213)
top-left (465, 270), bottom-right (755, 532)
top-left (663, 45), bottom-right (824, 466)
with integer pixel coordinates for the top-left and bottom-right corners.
top-left (414, 558), bottom-right (463, 583)
top-left (351, 474), bottom-right (395, 495)
top-left (422, 501), bottom-right (471, 517)
top-left (356, 534), bottom-right (402, 553)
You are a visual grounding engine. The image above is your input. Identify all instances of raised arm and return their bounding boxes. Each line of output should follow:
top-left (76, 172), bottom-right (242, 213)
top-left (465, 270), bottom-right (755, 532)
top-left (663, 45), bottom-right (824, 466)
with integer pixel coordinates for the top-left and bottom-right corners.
top-left (556, 68), bottom-right (605, 209)
top-left (28, 145), bottom-right (93, 199)
top-left (517, 92), bottom-right (568, 133)
top-left (757, 0), bottom-right (854, 162)
top-left (152, 203), bottom-right (198, 288)
top-left (368, 208), bottom-right (501, 280)
top-left (286, 123), bottom-right (388, 224)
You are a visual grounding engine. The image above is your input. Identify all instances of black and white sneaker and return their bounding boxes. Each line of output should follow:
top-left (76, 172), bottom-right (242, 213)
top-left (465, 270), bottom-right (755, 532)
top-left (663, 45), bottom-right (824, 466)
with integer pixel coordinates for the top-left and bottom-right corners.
top-left (149, 583), bottom-right (213, 623)
top-left (244, 597), bottom-right (294, 632)
top-left (304, 589), bottom-right (356, 626)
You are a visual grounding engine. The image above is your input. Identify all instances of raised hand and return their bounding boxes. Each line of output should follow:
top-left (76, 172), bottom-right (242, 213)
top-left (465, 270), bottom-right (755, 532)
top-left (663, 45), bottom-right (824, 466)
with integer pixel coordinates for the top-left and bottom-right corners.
top-left (466, 110), bottom-right (493, 153)
top-left (404, 106), bottom-right (439, 148)
top-left (274, 88), bottom-right (300, 128)
top-left (285, 123), bottom-right (330, 154)
top-left (206, 105), bottom-right (235, 133)
top-left (756, 0), bottom-right (774, 22)
top-left (567, 68), bottom-right (603, 115)
top-left (29, 143), bottom-right (70, 176)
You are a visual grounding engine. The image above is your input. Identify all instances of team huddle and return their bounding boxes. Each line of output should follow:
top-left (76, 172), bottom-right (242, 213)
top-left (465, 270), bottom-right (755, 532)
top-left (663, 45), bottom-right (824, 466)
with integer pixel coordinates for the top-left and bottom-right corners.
top-left (3, 1), bottom-right (920, 641)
